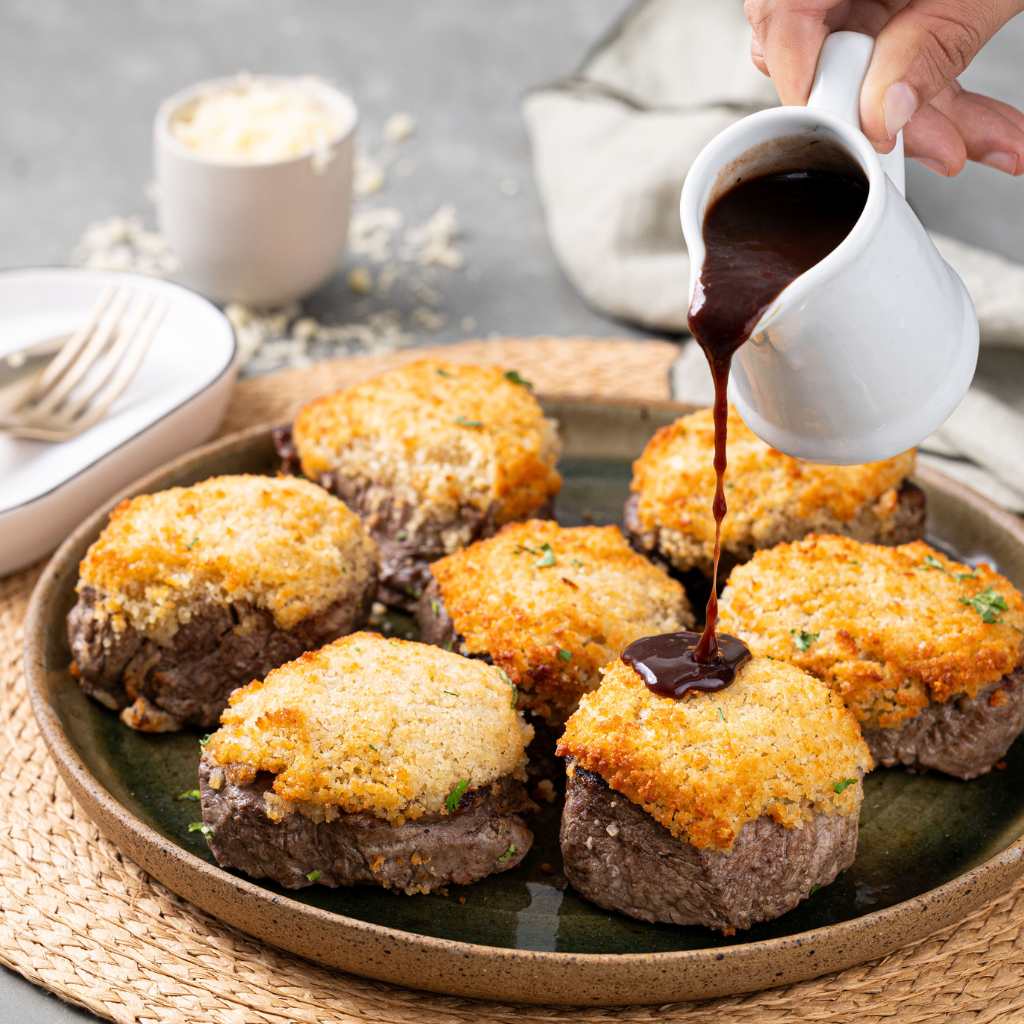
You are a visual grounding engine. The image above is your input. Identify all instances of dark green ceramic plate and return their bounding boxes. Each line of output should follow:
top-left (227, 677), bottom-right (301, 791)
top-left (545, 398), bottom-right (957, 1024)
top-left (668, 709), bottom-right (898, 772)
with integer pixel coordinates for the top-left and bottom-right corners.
top-left (25, 398), bottom-right (1024, 1004)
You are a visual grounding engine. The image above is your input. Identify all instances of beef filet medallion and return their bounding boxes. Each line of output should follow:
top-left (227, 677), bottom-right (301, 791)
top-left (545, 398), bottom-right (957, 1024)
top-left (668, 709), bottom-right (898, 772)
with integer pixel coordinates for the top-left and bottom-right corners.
top-left (719, 535), bottom-right (1024, 779)
top-left (67, 474), bottom-right (378, 731)
top-left (286, 360), bottom-right (562, 610)
top-left (415, 520), bottom-right (693, 724)
top-left (556, 654), bottom-right (870, 930)
top-left (626, 405), bottom-right (924, 577)
top-left (198, 632), bottom-right (537, 892)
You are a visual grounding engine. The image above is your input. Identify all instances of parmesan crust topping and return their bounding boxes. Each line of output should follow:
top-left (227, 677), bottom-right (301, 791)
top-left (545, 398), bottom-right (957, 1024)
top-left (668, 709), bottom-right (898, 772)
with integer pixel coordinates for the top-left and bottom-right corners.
top-left (630, 406), bottom-right (915, 572)
top-left (558, 656), bottom-right (870, 851)
top-left (292, 360), bottom-right (561, 526)
top-left (430, 520), bottom-right (692, 723)
top-left (77, 475), bottom-right (376, 643)
top-left (719, 534), bottom-right (1024, 729)
top-left (207, 633), bottom-right (533, 824)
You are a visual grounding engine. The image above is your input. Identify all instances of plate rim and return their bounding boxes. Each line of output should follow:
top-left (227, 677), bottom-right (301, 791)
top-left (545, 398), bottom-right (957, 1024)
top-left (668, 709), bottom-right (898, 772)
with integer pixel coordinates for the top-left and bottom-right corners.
top-left (22, 398), bottom-right (1024, 1005)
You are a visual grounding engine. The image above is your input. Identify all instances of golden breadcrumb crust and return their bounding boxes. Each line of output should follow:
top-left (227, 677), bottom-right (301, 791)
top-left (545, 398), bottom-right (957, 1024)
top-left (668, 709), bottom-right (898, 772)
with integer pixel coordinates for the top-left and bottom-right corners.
top-left (429, 520), bottom-right (693, 723)
top-left (558, 656), bottom-right (870, 851)
top-left (292, 359), bottom-right (561, 526)
top-left (77, 475), bottom-right (377, 644)
top-left (630, 406), bottom-right (916, 572)
top-left (207, 632), bottom-right (533, 825)
top-left (718, 534), bottom-right (1024, 729)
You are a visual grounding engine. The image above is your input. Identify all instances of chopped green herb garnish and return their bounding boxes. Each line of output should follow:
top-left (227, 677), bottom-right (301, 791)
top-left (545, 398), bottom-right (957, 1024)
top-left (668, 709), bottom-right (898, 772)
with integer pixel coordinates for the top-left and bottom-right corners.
top-left (557, 648), bottom-right (573, 662)
top-left (496, 668), bottom-right (517, 708)
top-left (961, 587), bottom-right (1008, 624)
top-left (514, 543), bottom-right (539, 556)
top-left (368, 743), bottom-right (380, 753)
top-left (436, 367), bottom-right (453, 378)
top-left (791, 629), bottom-right (819, 652)
top-left (445, 778), bottom-right (470, 814)
top-left (921, 554), bottom-right (946, 572)
top-left (443, 638), bottom-right (454, 651)
top-left (833, 778), bottom-right (856, 795)
top-left (535, 543), bottom-right (557, 568)
top-left (396, 529), bottom-right (409, 542)
top-left (185, 536), bottom-right (199, 550)
top-left (188, 821), bottom-right (212, 835)
top-left (306, 869), bottom-right (322, 882)
top-left (717, 707), bottom-right (726, 723)
top-left (430, 598), bottom-right (441, 616)
top-left (571, 558), bottom-right (586, 569)
top-left (198, 734), bottom-right (212, 748)
top-left (496, 843), bottom-right (518, 863)
top-left (809, 883), bottom-right (821, 896)
top-left (956, 571), bottom-right (980, 581)
top-left (503, 369), bottom-right (533, 390)
top-left (454, 415), bottom-right (483, 428)
top-left (177, 789), bottom-right (201, 801)
top-left (443, 689), bottom-right (459, 697)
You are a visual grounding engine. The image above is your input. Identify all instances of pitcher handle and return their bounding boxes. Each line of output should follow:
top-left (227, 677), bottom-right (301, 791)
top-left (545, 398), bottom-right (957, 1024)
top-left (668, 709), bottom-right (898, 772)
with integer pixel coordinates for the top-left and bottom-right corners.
top-left (806, 31), bottom-right (906, 195)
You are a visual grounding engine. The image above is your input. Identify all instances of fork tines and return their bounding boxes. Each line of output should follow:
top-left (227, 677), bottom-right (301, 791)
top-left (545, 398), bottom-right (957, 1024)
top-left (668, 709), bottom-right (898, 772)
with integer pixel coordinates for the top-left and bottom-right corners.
top-left (1, 285), bottom-right (167, 442)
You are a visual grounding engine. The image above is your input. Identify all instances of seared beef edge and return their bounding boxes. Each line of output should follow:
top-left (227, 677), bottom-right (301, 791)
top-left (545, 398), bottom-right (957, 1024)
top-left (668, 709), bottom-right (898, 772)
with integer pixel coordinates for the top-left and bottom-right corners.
top-left (864, 666), bottom-right (1024, 779)
top-left (559, 763), bottom-right (858, 933)
top-left (68, 583), bottom-right (375, 732)
top-left (199, 757), bottom-right (534, 894)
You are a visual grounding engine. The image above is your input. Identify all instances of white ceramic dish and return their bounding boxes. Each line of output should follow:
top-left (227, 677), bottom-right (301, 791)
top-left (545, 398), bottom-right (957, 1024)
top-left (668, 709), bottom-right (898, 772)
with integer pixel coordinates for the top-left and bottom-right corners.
top-left (0, 267), bottom-right (236, 576)
top-left (155, 75), bottom-right (358, 306)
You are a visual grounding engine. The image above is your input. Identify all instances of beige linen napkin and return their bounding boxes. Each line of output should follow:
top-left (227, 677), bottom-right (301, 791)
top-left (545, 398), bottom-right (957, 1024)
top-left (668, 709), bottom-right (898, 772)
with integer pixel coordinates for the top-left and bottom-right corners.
top-left (525, 0), bottom-right (1024, 511)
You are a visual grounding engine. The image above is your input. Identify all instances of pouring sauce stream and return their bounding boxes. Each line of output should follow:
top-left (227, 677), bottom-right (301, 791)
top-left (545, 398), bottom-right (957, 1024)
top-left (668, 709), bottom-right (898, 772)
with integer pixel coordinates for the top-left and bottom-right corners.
top-left (626, 148), bottom-right (868, 698)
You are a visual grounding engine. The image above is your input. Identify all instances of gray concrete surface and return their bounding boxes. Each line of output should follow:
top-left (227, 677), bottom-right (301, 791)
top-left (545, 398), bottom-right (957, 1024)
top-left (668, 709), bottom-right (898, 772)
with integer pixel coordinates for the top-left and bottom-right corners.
top-left (2, 1), bottom-right (1023, 1020)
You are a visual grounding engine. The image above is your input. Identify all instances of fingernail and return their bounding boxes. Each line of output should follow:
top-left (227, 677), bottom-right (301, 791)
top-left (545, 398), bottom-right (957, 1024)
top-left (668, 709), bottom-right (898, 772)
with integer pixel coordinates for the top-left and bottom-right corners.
top-left (981, 151), bottom-right (1019, 175)
top-left (883, 82), bottom-right (918, 139)
top-left (918, 157), bottom-right (949, 176)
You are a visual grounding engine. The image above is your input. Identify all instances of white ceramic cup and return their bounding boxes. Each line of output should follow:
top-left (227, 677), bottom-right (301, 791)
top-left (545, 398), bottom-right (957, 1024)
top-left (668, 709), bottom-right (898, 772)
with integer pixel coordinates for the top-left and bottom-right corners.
top-left (680, 32), bottom-right (979, 465)
top-left (155, 75), bottom-right (357, 307)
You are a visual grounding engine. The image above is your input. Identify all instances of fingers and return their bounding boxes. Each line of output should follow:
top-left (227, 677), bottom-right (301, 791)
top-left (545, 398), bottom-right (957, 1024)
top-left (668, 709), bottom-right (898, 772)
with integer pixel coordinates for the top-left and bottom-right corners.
top-left (901, 101), bottom-right (968, 173)
top-left (860, 0), bottom-right (1024, 146)
top-left (931, 85), bottom-right (1024, 173)
top-left (835, 0), bottom-right (908, 36)
top-left (746, 0), bottom-right (835, 104)
top-left (969, 92), bottom-right (1024, 135)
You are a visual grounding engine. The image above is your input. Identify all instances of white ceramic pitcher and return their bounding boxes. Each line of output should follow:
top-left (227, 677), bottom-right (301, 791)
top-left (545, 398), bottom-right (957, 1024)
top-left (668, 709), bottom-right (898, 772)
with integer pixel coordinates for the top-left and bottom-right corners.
top-left (679, 31), bottom-right (979, 465)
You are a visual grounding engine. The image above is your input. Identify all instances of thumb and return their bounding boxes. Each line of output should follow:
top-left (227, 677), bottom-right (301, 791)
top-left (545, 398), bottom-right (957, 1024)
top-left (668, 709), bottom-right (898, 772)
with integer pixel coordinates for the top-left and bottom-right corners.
top-left (860, 0), bottom-right (1024, 145)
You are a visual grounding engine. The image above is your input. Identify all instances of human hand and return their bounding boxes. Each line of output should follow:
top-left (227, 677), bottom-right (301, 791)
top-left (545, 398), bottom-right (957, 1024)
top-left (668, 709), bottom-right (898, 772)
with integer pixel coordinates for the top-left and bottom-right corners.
top-left (745, 0), bottom-right (1024, 176)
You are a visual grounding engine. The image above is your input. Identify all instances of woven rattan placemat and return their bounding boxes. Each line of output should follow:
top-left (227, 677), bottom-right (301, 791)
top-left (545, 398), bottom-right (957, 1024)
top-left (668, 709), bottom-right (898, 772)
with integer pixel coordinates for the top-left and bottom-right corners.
top-left (3, 336), bottom-right (1024, 1023)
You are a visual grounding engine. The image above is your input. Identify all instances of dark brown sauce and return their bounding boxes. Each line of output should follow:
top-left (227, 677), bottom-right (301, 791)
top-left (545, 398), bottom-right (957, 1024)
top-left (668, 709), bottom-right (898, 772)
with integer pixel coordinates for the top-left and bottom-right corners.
top-left (687, 160), bottom-right (868, 668)
top-left (625, 154), bottom-right (867, 700)
top-left (622, 631), bottom-right (751, 698)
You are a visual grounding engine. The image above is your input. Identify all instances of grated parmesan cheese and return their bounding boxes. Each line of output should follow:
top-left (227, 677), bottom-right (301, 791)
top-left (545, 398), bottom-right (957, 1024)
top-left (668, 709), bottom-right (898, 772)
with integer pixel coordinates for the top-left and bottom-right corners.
top-left (170, 75), bottom-right (350, 169)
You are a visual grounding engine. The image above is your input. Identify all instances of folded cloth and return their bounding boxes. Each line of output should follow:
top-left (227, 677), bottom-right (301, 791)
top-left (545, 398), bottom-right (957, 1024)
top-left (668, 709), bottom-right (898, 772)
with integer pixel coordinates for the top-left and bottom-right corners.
top-left (525, 0), bottom-right (1024, 511)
